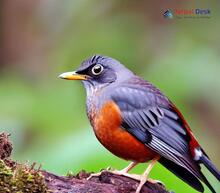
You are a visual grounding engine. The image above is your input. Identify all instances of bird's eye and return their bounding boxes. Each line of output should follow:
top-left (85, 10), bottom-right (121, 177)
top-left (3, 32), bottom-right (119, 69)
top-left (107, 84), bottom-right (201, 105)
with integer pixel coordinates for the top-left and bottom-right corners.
top-left (91, 64), bottom-right (104, 75)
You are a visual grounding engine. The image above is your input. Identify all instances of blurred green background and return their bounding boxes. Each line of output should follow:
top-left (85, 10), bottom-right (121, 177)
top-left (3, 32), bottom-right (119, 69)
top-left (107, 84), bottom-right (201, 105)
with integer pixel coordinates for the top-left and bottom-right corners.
top-left (1, 1), bottom-right (219, 192)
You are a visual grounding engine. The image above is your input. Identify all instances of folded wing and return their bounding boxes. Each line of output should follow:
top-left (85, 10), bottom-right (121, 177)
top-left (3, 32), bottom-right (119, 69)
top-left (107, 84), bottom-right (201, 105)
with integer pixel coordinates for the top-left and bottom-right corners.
top-left (110, 77), bottom-right (212, 192)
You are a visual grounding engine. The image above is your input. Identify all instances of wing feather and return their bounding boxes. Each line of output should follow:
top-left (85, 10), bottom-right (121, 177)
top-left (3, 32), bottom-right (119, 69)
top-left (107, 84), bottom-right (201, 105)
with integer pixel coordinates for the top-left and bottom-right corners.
top-left (110, 80), bottom-right (204, 181)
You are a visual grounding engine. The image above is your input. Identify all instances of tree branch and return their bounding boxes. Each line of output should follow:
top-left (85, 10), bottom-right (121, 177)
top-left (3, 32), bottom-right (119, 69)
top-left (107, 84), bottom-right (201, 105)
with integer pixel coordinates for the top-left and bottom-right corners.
top-left (0, 133), bottom-right (169, 193)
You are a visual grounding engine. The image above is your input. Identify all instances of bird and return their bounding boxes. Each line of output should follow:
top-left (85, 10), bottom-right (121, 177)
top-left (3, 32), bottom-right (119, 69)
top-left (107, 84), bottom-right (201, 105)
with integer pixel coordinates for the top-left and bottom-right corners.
top-left (59, 55), bottom-right (220, 193)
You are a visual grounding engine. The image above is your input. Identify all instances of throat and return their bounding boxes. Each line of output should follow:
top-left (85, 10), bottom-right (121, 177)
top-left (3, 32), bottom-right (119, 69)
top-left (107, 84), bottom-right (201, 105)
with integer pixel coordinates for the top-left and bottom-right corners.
top-left (85, 85), bottom-right (103, 126)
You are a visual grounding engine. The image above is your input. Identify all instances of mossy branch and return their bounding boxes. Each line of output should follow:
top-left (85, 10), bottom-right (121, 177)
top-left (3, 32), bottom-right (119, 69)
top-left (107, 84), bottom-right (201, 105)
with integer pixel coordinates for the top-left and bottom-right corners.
top-left (0, 133), bottom-right (169, 193)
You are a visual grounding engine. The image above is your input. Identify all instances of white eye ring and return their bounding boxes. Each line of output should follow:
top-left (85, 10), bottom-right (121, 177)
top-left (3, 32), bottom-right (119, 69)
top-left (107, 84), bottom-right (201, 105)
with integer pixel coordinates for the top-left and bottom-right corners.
top-left (91, 64), bottom-right (104, 75)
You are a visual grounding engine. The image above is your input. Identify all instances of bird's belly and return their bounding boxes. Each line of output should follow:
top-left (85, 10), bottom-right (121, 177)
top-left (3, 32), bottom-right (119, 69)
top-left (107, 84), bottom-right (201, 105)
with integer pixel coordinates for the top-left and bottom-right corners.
top-left (93, 101), bottom-right (157, 162)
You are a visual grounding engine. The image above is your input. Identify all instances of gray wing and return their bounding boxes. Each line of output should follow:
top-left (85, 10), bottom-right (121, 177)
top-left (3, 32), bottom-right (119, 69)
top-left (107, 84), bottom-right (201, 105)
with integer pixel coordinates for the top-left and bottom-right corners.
top-left (110, 78), bottom-right (203, 181)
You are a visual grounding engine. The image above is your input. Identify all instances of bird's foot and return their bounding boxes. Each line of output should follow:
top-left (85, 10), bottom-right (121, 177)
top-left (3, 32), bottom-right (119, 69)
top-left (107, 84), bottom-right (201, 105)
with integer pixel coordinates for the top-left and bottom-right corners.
top-left (135, 156), bottom-right (162, 193)
top-left (86, 166), bottom-right (164, 193)
top-left (108, 168), bottom-right (142, 181)
top-left (135, 177), bottom-right (164, 193)
top-left (87, 162), bottom-right (139, 181)
top-left (110, 169), bottom-right (164, 187)
top-left (86, 171), bottom-right (102, 180)
top-left (86, 167), bottom-right (141, 181)
top-left (86, 166), bottom-right (114, 180)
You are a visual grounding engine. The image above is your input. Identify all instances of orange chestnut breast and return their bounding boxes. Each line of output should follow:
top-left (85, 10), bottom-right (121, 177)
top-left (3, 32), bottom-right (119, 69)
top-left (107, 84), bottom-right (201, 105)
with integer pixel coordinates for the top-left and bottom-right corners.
top-left (93, 101), bottom-right (157, 162)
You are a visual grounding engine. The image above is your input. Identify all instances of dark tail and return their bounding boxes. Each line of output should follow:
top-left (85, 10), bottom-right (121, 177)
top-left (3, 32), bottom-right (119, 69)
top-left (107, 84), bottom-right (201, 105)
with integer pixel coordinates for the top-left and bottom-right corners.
top-left (159, 157), bottom-right (218, 193)
top-left (199, 154), bottom-right (220, 181)
top-left (159, 157), bottom-right (205, 192)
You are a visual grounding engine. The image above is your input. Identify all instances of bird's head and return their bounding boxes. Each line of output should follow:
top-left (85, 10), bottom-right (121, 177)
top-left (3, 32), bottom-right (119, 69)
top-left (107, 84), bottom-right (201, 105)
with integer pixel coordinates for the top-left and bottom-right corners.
top-left (59, 55), bottom-right (133, 93)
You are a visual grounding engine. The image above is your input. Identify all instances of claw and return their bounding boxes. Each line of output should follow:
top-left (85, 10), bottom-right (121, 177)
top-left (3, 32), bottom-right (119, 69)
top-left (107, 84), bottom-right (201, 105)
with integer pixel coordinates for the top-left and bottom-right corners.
top-left (147, 178), bottom-right (165, 186)
top-left (86, 171), bottom-right (102, 180)
top-left (86, 166), bottom-right (115, 180)
top-left (109, 169), bottom-right (142, 181)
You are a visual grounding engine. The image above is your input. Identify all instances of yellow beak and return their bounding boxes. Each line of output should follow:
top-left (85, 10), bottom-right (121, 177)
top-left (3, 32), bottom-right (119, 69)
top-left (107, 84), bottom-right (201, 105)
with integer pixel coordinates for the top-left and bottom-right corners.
top-left (59, 71), bottom-right (87, 80)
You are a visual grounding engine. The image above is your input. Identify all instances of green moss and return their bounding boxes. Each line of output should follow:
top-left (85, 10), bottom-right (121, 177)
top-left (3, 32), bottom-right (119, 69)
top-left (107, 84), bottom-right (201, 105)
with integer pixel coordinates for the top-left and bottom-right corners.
top-left (0, 160), bottom-right (49, 193)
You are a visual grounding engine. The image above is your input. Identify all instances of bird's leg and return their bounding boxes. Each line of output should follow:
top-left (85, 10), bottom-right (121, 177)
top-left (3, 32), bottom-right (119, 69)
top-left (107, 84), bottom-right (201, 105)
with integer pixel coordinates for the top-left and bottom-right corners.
top-left (135, 156), bottom-right (161, 193)
top-left (119, 161), bottom-right (138, 173)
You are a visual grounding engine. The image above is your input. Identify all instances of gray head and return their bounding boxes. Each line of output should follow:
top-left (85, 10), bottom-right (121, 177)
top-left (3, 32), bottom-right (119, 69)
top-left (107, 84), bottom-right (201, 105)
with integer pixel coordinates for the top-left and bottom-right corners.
top-left (59, 55), bottom-right (134, 92)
